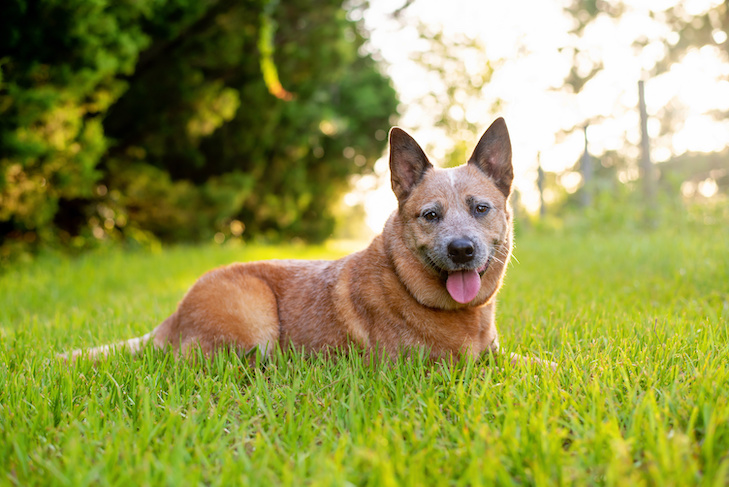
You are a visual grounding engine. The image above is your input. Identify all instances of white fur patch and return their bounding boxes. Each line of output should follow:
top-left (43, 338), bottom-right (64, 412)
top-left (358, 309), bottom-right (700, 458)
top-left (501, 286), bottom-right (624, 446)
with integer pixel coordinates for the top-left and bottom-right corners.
top-left (448, 170), bottom-right (456, 187)
top-left (255, 341), bottom-right (271, 360)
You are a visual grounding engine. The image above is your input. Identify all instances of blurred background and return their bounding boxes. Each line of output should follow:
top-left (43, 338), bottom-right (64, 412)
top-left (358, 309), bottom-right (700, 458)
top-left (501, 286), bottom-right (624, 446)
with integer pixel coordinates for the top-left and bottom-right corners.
top-left (1, 0), bottom-right (727, 262)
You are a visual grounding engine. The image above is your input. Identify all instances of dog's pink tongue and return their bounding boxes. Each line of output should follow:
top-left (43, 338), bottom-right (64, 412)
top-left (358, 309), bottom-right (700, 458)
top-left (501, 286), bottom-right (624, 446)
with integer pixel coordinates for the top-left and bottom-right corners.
top-left (446, 270), bottom-right (481, 304)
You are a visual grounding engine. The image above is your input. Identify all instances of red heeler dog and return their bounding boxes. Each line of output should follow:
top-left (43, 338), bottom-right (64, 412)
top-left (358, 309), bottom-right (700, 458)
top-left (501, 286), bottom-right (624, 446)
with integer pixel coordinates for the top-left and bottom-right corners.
top-left (62, 118), bottom-right (554, 369)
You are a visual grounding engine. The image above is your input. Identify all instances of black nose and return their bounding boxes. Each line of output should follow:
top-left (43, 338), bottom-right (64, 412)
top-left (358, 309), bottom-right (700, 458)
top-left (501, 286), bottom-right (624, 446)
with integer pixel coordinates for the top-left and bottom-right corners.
top-left (448, 238), bottom-right (475, 264)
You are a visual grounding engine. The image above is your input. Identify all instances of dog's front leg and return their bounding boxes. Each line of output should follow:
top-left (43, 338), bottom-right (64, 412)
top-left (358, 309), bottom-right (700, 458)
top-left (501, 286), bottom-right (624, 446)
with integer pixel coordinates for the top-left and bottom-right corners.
top-left (509, 352), bottom-right (558, 371)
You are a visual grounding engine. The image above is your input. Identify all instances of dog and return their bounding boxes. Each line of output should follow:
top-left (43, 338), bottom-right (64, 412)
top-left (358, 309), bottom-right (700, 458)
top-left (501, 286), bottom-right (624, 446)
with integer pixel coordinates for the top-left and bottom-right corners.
top-left (62, 118), bottom-right (553, 368)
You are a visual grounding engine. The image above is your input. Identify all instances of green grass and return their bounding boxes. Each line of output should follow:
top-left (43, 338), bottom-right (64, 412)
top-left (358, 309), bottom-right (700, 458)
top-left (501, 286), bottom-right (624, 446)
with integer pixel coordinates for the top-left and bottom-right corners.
top-left (1, 228), bottom-right (728, 486)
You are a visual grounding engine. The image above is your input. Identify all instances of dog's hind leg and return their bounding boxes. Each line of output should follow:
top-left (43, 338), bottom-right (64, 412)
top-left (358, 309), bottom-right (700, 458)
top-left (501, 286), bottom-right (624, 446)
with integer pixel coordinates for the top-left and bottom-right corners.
top-left (59, 267), bottom-right (280, 363)
top-left (509, 352), bottom-right (558, 371)
top-left (153, 268), bottom-right (281, 362)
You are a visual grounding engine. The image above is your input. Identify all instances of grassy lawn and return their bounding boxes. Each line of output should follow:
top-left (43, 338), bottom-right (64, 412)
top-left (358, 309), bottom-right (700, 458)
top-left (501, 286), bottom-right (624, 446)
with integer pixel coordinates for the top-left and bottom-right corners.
top-left (1, 227), bottom-right (728, 486)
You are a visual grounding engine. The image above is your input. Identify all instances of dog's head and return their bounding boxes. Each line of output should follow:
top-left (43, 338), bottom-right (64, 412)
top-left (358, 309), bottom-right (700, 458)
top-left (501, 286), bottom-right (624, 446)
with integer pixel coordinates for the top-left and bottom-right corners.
top-left (388, 118), bottom-right (514, 308)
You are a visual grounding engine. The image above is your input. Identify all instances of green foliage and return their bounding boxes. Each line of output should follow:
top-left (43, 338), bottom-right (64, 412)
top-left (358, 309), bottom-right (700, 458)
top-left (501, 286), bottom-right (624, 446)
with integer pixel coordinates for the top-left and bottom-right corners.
top-left (1, 229), bottom-right (728, 484)
top-left (0, 0), bottom-right (398, 260)
top-left (524, 146), bottom-right (729, 234)
top-left (661, 150), bottom-right (729, 195)
top-left (0, 0), bottom-right (153, 256)
top-left (562, 0), bottom-right (729, 139)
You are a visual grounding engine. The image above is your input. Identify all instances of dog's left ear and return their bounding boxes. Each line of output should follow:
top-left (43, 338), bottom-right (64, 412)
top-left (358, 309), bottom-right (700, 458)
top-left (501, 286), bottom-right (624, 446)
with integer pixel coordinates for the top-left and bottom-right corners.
top-left (468, 118), bottom-right (513, 197)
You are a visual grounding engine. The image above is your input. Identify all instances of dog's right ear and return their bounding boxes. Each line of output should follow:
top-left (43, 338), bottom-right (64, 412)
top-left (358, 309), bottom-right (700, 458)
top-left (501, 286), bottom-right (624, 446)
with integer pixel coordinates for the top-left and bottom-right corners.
top-left (389, 127), bottom-right (434, 203)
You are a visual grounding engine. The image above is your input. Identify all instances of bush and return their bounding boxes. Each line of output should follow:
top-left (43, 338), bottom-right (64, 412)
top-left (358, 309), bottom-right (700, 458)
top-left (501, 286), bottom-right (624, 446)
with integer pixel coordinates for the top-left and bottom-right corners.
top-left (0, 0), bottom-right (398, 261)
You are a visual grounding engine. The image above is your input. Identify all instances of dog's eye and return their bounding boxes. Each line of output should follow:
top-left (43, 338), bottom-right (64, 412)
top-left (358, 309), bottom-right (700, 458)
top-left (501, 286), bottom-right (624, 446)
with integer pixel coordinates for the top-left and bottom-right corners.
top-left (475, 204), bottom-right (491, 215)
top-left (422, 210), bottom-right (439, 222)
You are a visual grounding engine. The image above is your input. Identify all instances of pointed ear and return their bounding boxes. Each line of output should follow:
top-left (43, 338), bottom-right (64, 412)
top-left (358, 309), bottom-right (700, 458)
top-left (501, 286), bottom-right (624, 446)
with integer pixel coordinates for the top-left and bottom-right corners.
top-left (468, 118), bottom-right (513, 197)
top-left (389, 127), bottom-right (433, 203)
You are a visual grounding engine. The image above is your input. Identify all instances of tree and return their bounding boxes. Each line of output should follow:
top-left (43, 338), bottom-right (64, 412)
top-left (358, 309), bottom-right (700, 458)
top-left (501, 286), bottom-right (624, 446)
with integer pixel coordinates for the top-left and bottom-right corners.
top-left (0, 0), bottom-right (157, 255)
top-left (562, 0), bottom-right (729, 170)
top-left (545, 0), bottom-right (729, 225)
top-left (0, 0), bottom-right (398, 259)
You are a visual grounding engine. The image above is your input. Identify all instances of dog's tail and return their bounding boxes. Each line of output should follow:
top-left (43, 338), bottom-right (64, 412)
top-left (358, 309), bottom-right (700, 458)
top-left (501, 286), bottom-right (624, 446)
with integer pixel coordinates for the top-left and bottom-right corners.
top-left (57, 332), bottom-right (156, 362)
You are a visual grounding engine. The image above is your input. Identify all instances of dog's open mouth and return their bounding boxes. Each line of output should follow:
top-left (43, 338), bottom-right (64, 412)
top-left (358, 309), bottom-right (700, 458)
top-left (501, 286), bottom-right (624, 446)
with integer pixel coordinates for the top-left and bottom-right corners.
top-left (432, 258), bottom-right (490, 304)
top-left (445, 260), bottom-right (489, 304)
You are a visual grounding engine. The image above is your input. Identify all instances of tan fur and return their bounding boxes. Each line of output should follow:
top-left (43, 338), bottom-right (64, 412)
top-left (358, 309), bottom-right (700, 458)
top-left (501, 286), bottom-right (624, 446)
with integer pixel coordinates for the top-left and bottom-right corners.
top-left (61, 119), bottom-right (555, 369)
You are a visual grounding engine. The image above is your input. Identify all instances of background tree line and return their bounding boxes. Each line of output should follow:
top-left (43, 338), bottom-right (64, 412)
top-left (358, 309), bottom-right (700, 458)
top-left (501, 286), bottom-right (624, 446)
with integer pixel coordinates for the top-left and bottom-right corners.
top-left (404, 0), bottom-right (728, 231)
top-left (539, 0), bottom-right (729, 228)
top-left (0, 0), bottom-right (398, 260)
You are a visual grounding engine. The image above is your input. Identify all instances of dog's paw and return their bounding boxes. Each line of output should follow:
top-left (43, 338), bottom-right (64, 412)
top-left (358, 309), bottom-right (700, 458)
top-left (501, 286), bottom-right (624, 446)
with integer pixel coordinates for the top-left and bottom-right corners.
top-left (509, 352), bottom-right (558, 371)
